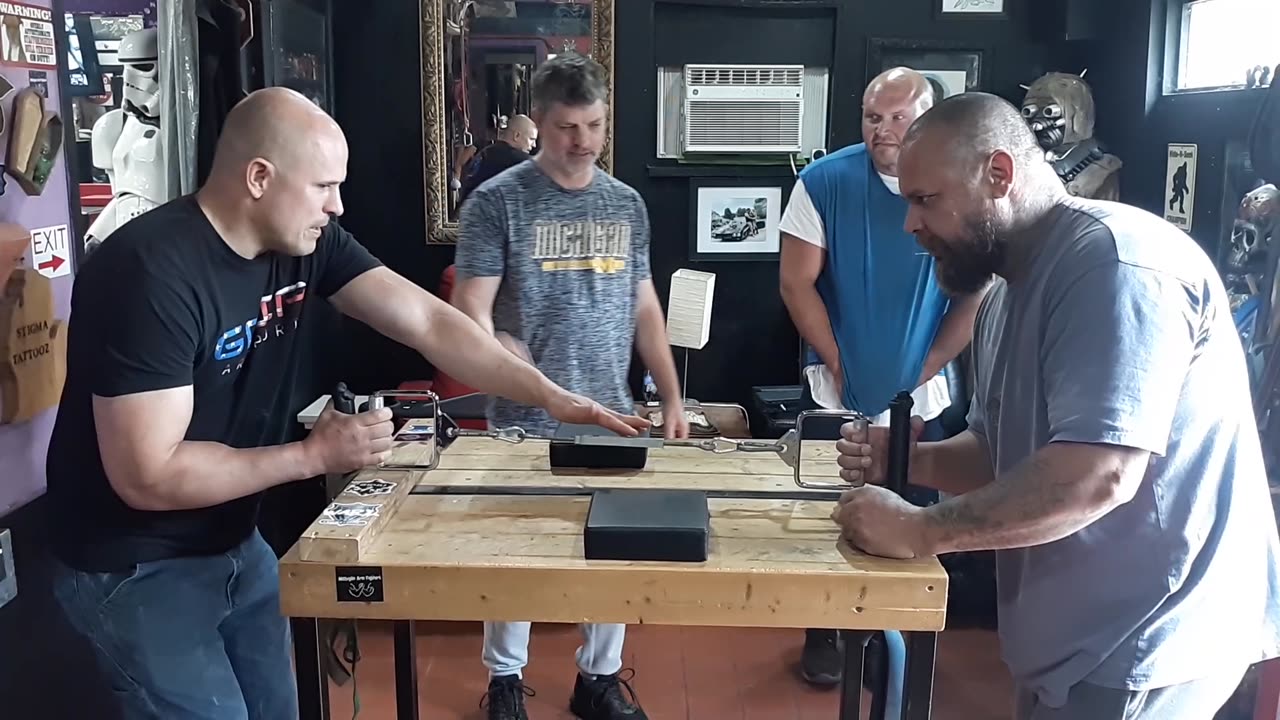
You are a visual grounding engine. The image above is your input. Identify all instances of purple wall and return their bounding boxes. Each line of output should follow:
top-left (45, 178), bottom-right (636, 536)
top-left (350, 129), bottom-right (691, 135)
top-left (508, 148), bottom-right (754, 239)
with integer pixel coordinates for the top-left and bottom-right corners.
top-left (0, 0), bottom-right (75, 516)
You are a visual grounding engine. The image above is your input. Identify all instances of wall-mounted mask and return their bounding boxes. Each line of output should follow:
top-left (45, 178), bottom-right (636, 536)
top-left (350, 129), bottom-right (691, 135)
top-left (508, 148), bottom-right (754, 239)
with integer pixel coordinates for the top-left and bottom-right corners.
top-left (1021, 72), bottom-right (1096, 151)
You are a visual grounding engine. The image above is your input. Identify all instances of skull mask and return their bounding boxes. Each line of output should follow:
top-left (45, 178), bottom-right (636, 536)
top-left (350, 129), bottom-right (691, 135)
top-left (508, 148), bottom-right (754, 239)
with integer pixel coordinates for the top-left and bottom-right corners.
top-left (1229, 184), bottom-right (1279, 274)
top-left (1021, 72), bottom-right (1096, 152)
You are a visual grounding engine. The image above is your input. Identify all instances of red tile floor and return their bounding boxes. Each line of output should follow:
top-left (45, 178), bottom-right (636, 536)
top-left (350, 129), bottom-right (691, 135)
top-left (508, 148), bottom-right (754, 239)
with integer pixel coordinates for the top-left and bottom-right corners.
top-left (322, 621), bottom-right (1014, 720)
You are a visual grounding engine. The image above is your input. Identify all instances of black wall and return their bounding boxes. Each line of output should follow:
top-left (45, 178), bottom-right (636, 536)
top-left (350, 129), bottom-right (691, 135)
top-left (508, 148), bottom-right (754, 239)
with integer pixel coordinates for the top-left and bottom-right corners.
top-left (614, 0), bottom-right (1053, 405)
top-left (330, 0), bottom-right (1057, 408)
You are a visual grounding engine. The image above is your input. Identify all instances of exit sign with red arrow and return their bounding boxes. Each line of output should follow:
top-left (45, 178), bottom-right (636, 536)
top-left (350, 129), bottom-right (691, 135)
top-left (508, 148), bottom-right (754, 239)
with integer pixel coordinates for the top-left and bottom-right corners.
top-left (30, 224), bottom-right (71, 279)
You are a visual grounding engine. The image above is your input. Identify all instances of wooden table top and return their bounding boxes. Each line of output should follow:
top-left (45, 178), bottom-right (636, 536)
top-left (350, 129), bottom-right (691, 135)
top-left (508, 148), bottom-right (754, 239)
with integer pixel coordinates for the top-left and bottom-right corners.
top-left (278, 436), bottom-right (949, 631)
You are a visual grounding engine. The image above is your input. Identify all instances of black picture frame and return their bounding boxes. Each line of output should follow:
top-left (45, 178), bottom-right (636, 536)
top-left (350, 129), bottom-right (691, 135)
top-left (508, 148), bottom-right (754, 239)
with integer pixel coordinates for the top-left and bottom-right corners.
top-left (866, 37), bottom-right (986, 99)
top-left (934, 0), bottom-right (1007, 19)
top-left (687, 177), bottom-right (792, 262)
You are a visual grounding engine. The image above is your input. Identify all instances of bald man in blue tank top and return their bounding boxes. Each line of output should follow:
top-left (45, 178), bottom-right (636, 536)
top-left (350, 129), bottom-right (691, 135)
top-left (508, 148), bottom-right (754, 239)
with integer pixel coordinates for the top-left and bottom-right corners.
top-left (778, 67), bottom-right (989, 685)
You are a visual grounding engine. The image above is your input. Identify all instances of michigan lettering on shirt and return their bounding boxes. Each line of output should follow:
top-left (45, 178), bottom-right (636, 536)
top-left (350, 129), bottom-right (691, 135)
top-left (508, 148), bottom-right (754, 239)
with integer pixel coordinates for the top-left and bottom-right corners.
top-left (532, 219), bottom-right (631, 274)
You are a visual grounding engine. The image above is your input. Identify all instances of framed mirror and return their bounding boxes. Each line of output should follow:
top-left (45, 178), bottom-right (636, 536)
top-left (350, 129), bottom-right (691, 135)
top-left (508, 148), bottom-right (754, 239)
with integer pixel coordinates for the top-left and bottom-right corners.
top-left (421, 0), bottom-right (614, 244)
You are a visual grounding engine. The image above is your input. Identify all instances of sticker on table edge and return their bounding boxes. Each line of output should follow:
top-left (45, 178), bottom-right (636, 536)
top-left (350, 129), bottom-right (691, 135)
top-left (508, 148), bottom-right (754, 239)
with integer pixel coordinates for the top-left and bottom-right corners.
top-left (345, 478), bottom-right (397, 498)
top-left (318, 501), bottom-right (381, 527)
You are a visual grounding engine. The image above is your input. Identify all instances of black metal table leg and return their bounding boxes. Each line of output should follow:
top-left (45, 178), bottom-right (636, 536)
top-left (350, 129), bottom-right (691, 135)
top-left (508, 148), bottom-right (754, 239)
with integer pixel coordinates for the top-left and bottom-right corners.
top-left (902, 631), bottom-right (938, 720)
top-left (394, 620), bottom-right (420, 720)
top-left (292, 618), bottom-right (331, 720)
top-left (838, 630), bottom-right (874, 720)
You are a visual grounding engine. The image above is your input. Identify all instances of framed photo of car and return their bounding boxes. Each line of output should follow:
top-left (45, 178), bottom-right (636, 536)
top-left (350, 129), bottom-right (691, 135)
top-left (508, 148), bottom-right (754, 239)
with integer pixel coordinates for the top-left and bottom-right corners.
top-left (688, 178), bottom-right (787, 262)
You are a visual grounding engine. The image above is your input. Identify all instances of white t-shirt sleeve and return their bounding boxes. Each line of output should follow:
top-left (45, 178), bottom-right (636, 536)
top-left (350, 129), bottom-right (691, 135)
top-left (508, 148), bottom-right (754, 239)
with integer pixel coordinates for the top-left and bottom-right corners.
top-left (778, 177), bottom-right (826, 249)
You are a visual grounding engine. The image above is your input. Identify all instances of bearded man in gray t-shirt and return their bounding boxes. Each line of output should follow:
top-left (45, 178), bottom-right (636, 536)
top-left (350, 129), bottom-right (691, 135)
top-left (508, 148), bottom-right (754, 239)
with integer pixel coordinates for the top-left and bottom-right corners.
top-left (452, 53), bottom-right (688, 720)
top-left (833, 93), bottom-right (1280, 719)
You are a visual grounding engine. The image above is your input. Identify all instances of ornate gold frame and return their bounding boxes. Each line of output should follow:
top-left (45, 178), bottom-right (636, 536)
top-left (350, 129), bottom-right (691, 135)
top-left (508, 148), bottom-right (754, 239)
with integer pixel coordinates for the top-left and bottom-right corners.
top-left (420, 0), bottom-right (615, 245)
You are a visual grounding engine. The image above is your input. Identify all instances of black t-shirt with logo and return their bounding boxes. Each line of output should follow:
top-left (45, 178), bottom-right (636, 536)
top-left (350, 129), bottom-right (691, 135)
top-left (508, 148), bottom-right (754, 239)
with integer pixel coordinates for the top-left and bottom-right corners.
top-left (45, 196), bottom-right (382, 572)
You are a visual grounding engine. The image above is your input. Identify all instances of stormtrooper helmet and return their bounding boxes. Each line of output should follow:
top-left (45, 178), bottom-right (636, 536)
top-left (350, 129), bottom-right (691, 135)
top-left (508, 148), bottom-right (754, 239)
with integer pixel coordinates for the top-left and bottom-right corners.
top-left (1228, 184), bottom-right (1279, 274)
top-left (118, 27), bottom-right (160, 118)
top-left (1021, 72), bottom-right (1097, 152)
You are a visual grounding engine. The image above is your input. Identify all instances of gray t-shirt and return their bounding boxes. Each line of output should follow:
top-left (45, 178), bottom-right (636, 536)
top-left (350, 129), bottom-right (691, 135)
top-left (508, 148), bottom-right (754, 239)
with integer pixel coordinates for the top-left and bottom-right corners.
top-left (454, 160), bottom-right (651, 435)
top-left (967, 197), bottom-right (1280, 707)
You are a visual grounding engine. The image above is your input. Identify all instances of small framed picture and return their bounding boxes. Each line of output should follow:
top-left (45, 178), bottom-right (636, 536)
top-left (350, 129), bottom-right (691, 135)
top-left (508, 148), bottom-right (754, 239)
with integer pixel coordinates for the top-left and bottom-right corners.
top-left (688, 178), bottom-right (787, 262)
top-left (867, 38), bottom-right (986, 99)
top-left (937, 0), bottom-right (1006, 17)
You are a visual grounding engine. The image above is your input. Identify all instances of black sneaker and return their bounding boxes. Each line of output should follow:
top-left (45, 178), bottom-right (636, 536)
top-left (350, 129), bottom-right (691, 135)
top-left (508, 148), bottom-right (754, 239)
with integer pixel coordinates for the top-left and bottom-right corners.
top-left (569, 669), bottom-right (647, 719)
top-left (800, 628), bottom-right (844, 686)
top-left (480, 674), bottom-right (534, 720)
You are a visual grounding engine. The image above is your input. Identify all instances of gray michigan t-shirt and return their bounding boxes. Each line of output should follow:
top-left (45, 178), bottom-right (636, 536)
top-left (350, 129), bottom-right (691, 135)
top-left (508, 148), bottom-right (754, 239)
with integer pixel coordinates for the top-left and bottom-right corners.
top-left (454, 159), bottom-right (651, 435)
top-left (967, 197), bottom-right (1280, 707)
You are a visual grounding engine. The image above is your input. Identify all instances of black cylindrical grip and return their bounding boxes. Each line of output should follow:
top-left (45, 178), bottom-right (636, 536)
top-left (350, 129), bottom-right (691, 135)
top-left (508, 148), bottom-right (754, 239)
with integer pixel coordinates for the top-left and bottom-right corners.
top-left (885, 390), bottom-right (914, 496)
top-left (333, 382), bottom-right (356, 414)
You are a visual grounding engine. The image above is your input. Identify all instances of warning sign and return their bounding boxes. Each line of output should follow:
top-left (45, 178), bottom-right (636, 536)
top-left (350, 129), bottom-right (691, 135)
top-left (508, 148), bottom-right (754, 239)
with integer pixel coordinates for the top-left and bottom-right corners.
top-left (0, 1), bottom-right (56, 69)
top-left (29, 224), bottom-right (69, 278)
top-left (1164, 143), bottom-right (1197, 232)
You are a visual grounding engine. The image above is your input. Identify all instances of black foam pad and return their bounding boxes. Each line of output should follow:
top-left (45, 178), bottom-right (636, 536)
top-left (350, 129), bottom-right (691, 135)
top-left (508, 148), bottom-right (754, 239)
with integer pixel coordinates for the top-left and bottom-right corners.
top-left (583, 489), bottom-right (709, 562)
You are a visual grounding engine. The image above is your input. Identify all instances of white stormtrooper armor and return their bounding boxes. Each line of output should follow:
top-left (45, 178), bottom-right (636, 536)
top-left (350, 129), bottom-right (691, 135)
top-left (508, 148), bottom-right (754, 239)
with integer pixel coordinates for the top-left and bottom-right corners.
top-left (84, 27), bottom-right (172, 252)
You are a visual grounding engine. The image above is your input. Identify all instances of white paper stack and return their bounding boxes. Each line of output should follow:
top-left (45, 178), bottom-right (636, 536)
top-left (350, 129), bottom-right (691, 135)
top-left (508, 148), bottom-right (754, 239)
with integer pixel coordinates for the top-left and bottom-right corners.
top-left (666, 269), bottom-right (715, 350)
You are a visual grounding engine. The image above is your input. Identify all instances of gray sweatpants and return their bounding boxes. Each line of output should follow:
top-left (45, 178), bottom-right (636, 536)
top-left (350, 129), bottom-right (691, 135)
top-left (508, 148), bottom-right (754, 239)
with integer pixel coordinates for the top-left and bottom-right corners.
top-left (1014, 665), bottom-right (1248, 720)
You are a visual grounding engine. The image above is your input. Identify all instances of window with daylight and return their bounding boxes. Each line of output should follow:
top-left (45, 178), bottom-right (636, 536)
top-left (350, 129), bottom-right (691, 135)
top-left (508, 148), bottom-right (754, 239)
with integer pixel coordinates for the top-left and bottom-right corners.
top-left (1173, 0), bottom-right (1279, 92)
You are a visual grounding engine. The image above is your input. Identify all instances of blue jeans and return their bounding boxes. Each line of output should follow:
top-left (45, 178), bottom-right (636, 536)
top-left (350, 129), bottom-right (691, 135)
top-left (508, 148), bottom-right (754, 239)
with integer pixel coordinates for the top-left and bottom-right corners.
top-left (51, 530), bottom-right (298, 720)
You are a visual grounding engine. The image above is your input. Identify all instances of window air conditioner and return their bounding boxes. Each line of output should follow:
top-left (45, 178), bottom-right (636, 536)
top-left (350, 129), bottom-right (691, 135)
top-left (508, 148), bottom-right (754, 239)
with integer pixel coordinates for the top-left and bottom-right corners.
top-left (681, 64), bottom-right (805, 154)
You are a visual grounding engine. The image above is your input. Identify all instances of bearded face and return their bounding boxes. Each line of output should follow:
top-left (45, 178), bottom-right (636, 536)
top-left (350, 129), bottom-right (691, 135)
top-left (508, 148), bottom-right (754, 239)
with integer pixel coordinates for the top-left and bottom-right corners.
top-left (917, 205), bottom-right (1007, 296)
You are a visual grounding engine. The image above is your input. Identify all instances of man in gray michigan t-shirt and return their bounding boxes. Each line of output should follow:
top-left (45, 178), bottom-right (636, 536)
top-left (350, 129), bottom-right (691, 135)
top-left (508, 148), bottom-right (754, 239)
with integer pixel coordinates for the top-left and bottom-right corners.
top-left (452, 53), bottom-right (688, 720)
top-left (834, 93), bottom-right (1280, 719)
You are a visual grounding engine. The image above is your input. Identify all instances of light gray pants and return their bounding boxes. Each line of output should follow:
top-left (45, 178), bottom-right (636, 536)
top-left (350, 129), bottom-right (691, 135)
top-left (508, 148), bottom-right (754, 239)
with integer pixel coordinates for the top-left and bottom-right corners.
top-left (1015, 665), bottom-right (1248, 720)
top-left (482, 621), bottom-right (626, 679)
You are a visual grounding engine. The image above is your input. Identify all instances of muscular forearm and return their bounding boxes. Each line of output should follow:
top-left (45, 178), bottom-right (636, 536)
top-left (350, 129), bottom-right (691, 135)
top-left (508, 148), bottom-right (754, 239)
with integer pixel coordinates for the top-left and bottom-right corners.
top-left (913, 429), bottom-right (995, 495)
top-left (781, 281), bottom-right (840, 372)
top-left (634, 296), bottom-right (683, 405)
top-left (416, 307), bottom-right (557, 408)
top-left (919, 443), bottom-right (1132, 555)
top-left (113, 440), bottom-right (318, 512)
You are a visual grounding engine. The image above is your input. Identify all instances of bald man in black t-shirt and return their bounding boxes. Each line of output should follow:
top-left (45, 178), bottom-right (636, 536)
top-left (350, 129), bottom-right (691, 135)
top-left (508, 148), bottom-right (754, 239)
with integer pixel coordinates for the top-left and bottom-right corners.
top-left (45, 87), bottom-right (645, 720)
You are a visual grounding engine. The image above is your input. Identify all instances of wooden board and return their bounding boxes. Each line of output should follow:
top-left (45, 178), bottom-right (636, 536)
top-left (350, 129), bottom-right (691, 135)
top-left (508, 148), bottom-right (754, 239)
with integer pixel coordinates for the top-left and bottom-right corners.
top-left (280, 494), bottom-right (948, 631)
top-left (297, 469), bottom-right (419, 563)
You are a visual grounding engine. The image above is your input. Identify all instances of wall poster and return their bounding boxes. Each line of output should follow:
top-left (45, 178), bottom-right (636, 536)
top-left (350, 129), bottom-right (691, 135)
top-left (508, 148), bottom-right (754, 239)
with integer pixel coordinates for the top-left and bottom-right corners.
top-left (1165, 143), bottom-right (1199, 232)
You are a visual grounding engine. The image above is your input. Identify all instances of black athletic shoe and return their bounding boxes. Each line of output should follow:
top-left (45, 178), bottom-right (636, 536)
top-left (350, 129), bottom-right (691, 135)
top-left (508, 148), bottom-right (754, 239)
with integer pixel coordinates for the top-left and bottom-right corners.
top-left (481, 674), bottom-right (534, 720)
top-left (800, 628), bottom-right (844, 686)
top-left (569, 669), bottom-right (647, 719)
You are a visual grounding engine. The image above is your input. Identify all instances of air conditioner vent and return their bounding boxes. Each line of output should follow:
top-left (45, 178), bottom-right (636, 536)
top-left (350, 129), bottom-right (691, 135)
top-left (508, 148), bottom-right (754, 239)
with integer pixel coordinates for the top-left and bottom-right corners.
top-left (681, 63), bottom-right (805, 154)
top-left (685, 66), bottom-right (805, 87)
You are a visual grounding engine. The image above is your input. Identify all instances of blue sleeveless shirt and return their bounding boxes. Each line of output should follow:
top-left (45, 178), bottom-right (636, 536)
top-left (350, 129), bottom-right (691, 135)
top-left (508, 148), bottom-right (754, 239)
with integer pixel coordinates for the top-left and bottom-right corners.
top-left (800, 144), bottom-right (950, 416)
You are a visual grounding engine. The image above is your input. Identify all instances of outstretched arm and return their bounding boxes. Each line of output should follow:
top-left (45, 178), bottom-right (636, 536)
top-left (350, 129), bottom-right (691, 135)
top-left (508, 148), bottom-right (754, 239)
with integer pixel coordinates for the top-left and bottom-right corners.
top-left (331, 267), bottom-right (554, 409)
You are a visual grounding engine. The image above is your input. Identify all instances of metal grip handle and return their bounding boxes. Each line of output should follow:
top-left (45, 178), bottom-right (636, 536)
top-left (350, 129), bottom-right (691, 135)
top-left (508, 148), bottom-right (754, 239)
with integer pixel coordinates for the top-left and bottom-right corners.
top-left (333, 383), bottom-right (356, 414)
top-left (369, 389), bottom-right (445, 470)
top-left (885, 390), bottom-right (913, 496)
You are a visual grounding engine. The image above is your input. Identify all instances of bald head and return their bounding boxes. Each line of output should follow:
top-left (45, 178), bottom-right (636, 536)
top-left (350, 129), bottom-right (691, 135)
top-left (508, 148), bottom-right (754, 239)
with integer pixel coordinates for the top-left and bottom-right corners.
top-left (865, 67), bottom-right (935, 108)
top-left (903, 92), bottom-right (1044, 171)
top-left (861, 67), bottom-right (936, 176)
top-left (200, 86), bottom-right (349, 259)
top-left (501, 113), bottom-right (538, 152)
top-left (211, 87), bottom-right (345, 177)
top-left (897, 92), bottom-right (1068, 296)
